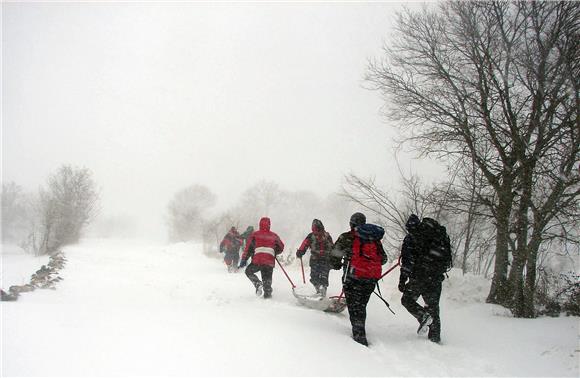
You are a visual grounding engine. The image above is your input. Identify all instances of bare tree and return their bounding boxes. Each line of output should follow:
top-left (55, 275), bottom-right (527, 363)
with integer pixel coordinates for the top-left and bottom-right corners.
top-left (238, 180), bottom-right (284, 220)
top-left (47, 165), bottom-right (99, 246)
top-left (366, 1), bottom-right (580, 316)
top-left (1, 182), bottom-right (27, 242)
top-left (341, 170), bottom-right (449, 260)
top-left (21, 165), bottom-right (99, 255)
top-left (167, 184), bottom-right (217, 242)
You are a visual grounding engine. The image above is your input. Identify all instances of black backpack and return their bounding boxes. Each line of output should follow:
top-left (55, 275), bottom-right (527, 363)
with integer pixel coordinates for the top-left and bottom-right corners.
top-left (419, 217), bottom-right (452, 276)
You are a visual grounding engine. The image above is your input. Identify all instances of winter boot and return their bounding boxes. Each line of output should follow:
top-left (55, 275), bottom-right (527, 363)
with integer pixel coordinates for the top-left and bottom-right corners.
top-left (428, 322), bottom-right (441, 343)
top-left (314, 284), bottom-right (321, 295)
top-left (319, 286), bottom-right (327, 297)
top-left (428, 335), bottom-right (441, 343)
top-left (417, 313), bottom-right (433, 336)
top-left (352, 333), bottom-right (368, 347)
top-left (255, 283), bottom-right (264, 297)
top-left (352, 323), bottom-right (368, 346)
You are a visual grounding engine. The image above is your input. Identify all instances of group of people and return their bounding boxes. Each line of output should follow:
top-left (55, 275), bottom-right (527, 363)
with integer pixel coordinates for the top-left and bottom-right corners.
top-left (218, 225), bottom-right (254, 272)
top-left (218, 212), bottom-right (452, 346)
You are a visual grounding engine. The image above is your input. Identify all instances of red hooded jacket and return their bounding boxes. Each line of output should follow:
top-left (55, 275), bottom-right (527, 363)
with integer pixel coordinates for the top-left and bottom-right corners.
top-left (241, 217), bottom-right (284, 267)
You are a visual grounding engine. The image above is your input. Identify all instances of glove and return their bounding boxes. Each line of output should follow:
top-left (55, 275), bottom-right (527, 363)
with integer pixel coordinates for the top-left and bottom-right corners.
top-left (296, 250), bottom-right (305, 258)
top-left (398, 275), bottom-right (408, 293)
top-left (330, 260), bottom-right (343, 270)
top-left (238, 260), bottom-right (247, 269)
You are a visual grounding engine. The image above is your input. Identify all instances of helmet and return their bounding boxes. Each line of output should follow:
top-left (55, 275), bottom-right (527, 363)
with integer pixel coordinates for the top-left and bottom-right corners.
top-left (349, 212), bottom-right (366, 229)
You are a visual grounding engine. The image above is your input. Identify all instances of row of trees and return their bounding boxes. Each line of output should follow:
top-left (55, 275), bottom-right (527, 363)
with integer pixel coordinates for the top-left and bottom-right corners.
top-left (2, 165), bottom-right (99, 255)
top-left (166, 180), bottom-right (358, 260)
top-left (161, 2), bottom-right (580, 318)
top-left (357, 1), bottom-right (579, 317)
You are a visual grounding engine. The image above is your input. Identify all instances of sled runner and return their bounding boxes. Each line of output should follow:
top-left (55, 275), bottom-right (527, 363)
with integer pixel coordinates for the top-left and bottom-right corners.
top-left (276, 257), bottom-right (347, 313)
top-left (324, 294), bottom-right (347, 313)
top-left (291, 286), bottom-right (347, 312)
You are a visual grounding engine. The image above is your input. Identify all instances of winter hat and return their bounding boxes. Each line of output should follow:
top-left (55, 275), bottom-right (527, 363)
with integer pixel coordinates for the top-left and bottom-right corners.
top-left (349, 212), bottom-right (366, 229)
top-left (312, 219), bottom-right (324, 232)
top-left (405, 214), bottom-right (421, 231)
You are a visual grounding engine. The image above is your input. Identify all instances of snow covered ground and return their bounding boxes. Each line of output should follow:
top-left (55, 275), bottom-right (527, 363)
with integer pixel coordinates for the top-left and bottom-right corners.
top-left (2, 239), bottom-right (578, 376)
top-left (1, 244), bottom-right (49, 289)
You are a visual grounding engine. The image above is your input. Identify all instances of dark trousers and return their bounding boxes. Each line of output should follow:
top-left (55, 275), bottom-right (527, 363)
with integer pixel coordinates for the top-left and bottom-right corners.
top-left (245, 263), bottom-right (274, 296)
top-left (401, 277), bottom-right (442, 341)
top-left (343, 277), bottom-right (377, 342)
top-left (224, 251), bottom-right (239, 267)
top-left (309, 257), bottom-right (330, 288)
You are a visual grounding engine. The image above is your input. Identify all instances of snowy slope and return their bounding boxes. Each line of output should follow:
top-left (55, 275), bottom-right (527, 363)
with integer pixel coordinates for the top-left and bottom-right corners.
top-left (2, 239), bottom-right (578, 377)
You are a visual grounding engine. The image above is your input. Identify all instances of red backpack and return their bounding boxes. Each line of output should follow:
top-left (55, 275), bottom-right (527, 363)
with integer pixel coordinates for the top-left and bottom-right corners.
top-left (350, 224), bottom-right (385, 279)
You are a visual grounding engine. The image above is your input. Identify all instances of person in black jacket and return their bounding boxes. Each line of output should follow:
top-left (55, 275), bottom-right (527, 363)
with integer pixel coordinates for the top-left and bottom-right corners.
top-left (296, 219), bottom-right (334, 296)
top-left (399, 214), bottom-right (446, 343)
top-left (330, 212), bottom-right (388, 346)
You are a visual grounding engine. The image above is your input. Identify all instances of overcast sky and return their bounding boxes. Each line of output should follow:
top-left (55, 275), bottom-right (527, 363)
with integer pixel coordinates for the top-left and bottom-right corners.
top-left (2, 1), bottom-right (439, 238)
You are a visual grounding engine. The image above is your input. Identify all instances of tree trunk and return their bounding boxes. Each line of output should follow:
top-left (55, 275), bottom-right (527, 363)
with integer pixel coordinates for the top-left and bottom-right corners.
top-left (487, 195), bottom-right (512, 304)
top-left (509, 162), bottom-right (535, 317)
top-left (523, 229), bottom-right (544, 318)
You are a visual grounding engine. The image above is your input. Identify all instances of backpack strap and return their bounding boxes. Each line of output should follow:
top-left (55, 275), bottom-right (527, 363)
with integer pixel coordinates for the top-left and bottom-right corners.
top-left (374, 281), bottom-right (395, 315)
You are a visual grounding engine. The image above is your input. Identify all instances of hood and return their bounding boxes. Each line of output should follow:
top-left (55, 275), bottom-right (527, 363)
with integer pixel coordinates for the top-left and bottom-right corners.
top-left (259, 217), bottom-right (271, 232)
top-left (311, 219), bottom-right (324, 233)
top-left (405, 214), bottom-right (421, 232)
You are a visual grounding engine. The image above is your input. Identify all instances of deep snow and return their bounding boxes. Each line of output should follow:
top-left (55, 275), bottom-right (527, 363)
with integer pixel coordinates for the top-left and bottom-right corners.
top-left (1, 239), bottom-right (578, 377)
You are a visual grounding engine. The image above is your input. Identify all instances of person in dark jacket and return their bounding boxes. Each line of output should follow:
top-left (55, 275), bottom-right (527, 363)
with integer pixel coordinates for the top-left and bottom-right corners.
top-left (220, 227), bottom-right (242, 273)
top-left (399, 214), bottom-right (444, 343)
top-left (296, 219), bottom-right (334, 297)
top-left (239, 226), bottom-right (254, 246)
top-left (330, 212), bottom-right (388, 346)
top-left (239, 217), bottom-right (284, 299)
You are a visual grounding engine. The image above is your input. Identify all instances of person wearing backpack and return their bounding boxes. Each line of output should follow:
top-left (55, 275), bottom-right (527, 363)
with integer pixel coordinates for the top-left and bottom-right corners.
top-left (296, 219), bottom-right (334, 297)
top-left (219, 227), bottom-right (243, 273)
top-left (238, 217), bottom-right (284, 299)
top-left (330, 212), bottom-right (388, 346)
top-left (239, 225), bottom-right (254, 249)
top-left (399, 215), bottom-right (452, 343)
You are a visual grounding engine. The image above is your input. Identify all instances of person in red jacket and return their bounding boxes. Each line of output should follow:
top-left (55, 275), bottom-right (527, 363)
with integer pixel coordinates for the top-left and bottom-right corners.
top-left (219, 227), bottom-right (242, 273)
top-left (238, 217), bottom-right (284, 299)
top-left (296, 219), bottom-right (334, 297)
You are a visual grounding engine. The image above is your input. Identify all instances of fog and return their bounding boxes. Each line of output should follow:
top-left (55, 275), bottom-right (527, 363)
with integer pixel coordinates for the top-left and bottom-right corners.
top-left (2, 2), bottom-right (438, 241)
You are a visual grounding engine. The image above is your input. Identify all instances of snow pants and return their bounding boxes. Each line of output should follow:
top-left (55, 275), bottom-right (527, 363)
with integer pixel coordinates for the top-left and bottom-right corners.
top-left (401, 277), bottom-right (442, 341)
top-left (245, 263), bottom-right (274, 297)
top-left (309, 256), bottom-right (330, 289)
top-left (343, 277), bottom-right (377, 345)
top-left (224, 250), bottom-right (239, 269)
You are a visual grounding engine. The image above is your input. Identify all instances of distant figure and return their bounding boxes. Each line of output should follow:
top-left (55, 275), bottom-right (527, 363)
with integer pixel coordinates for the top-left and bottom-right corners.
top-left (238, 217), bottom-right (284, 299)
top-left (219, 227), bottom-right (242, 273)
top-left (399, 215), bottom-right (452, 344)
top-left (330, 212), bottom-right (388, 346)
top-left (296, 219), bottom-right (334, 297)
top-left (239, 225), bottom-right (255, 251)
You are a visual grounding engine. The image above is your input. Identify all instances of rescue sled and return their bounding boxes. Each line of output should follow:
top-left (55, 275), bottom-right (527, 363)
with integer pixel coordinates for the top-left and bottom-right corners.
top-left (291, 286), bottom-right (347, 313)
